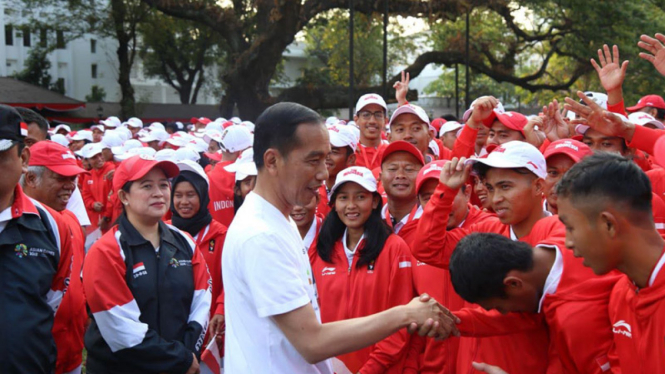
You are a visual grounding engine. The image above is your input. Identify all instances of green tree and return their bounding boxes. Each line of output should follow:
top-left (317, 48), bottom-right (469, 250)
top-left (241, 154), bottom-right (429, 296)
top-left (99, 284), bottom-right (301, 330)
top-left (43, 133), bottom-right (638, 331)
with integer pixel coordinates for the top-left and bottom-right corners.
top-left (12, 46), bottom-right (66, 94)
top-left (139, 13), bottom-right (222, 104)
top-left (85, 85), bottom-right (107, 102)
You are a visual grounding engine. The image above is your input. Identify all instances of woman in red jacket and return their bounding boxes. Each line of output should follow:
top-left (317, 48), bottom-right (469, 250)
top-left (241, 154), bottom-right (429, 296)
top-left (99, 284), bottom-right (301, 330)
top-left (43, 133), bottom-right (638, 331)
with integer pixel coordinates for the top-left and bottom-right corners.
top-left (170, 160), bottom-right (228, 342)
top-left (311, 166), bottom-right (417, 374)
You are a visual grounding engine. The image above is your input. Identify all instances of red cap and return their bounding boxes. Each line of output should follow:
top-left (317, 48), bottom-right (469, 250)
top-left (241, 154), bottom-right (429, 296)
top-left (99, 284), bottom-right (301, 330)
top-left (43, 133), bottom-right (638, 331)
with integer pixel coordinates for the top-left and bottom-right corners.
top-left (654, 136), bottom-right (665, 168)
top-left (486, 111), bottom-right (528, 134)
top-left (204, 150), bottom-right (223, 162)
top-left (222, 121), bottom-right (234, 129)
top-left (430, 118), bottom-right (447, 133)
top-left (112, 154), bottom-right (180, 192)
top-left (416, 160), bottom-right (447, 193)
top-left (190, 117), bottom-right (212, 125)
top-left (626, 95), bottom-right (665, 112)
top-left (381, 141), bottom-right (425, 166)
top-left (543, 139), bottom-right (592, 163)
top-left (28, 140), bottom-right (87, 176)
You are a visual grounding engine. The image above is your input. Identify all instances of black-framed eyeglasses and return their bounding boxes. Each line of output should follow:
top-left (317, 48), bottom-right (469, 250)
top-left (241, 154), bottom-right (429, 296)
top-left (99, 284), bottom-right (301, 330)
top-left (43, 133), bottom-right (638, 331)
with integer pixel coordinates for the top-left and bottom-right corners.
top-left (358, 111), bottom-right (385, 120)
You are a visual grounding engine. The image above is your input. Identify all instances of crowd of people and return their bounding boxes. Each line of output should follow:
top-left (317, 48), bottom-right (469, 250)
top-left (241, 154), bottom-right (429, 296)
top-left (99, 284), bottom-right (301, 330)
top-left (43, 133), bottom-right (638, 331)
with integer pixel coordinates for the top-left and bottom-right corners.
top-left (2, 32), bottom-right (665, 374)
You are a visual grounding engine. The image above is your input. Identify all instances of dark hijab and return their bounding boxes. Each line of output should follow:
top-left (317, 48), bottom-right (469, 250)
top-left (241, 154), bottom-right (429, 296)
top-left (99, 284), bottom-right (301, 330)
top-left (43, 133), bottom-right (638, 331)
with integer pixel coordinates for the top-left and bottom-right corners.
top-left (170, 170), bottom-right (212, 237)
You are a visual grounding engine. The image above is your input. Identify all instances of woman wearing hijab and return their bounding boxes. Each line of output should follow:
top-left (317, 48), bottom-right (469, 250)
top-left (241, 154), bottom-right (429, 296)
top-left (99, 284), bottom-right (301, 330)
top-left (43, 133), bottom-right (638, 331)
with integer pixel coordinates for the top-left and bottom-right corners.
top-left (170, 161), bottom-right (228, 342)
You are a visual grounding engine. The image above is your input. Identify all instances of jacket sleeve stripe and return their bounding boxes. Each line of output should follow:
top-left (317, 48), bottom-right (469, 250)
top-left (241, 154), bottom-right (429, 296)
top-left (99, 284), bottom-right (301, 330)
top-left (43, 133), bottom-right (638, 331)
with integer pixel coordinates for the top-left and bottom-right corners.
top-left (93, 299), bottom-right (149, 352)
top-left (115, 231), bottom-right (126, 261)
top-left (188, 289), bottom-right (211, 328)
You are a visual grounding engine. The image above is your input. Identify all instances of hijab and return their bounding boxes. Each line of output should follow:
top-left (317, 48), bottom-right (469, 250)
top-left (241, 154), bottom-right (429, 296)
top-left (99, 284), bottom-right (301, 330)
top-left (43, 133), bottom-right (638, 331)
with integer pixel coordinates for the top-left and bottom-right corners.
top-left (170, 170), bottom-right (212, 237)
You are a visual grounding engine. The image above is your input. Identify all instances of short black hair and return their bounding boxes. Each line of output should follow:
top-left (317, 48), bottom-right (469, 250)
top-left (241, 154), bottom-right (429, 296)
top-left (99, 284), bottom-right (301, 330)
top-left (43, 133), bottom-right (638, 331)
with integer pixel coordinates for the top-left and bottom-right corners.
top-left (15, 107), bottom-right (49, 137)
top-left (449, 233), bottom-right (534, 303)
top-left (253, 102), bottom-right (323, 169)
top-left (442, 114), bottom-right (458, 122)
top-left (556, 152), bottom-right (652, 217)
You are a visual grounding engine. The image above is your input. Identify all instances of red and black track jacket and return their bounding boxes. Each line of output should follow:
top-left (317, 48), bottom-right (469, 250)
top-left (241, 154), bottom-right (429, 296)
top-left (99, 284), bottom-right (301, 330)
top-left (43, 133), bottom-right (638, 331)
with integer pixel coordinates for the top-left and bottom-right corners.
top-left (83, 214), bottom-right (212, 374)
top-left (0, 185), bottom-right (73, 373)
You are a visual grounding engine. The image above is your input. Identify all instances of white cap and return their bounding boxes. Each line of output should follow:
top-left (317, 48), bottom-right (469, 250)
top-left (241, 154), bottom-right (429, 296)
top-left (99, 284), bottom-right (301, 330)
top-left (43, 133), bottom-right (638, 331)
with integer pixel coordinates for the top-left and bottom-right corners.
top-left (139, 128), bottom-right (169, 143)
top-left (220, 125), bottom-right (253, 153)
top-left (439, 121), bottom-right (464, 137)
top-left (165, 133), bottom-right (190, 148)
top-left (389, 103), bottom-right (430, 129)
top-left (112, 139), bottom-right (143, 156)
top-left (203, 129), bottom-right (223, 144)
top-left (174, 147), bottom-right (201, 162)
top-left (428, 139), bottom-right (440, 158)
top-left (240, 121), bottom-right (255, 132)
top-left (355, 94), bottom-right (387, 114)
top-left (575, 112), bottom-right (628, 135)
top-left (100, 131), bottom-right (124, 149)
top-left (70, 130), bottom-right (93, 142)
top-left (224, 148), bottom-right (257, 181)
top-left (176, 159), bottom-right (209, 186)
top-left (326, 116), bottom-right (339, 126)
top-left (230, 117), bottom-right (242, 124)
top-left (90, 124), bottom-right (105, 133)
top-left (54, 124), bottom-right (71, 134)
top-left (328, 124), bottom-right (358, 152)
top-left (115, 126), bottom-right (132, 142)
top-left (465, 140), bottom-right (547, 179)
top-left (126, 117), bottom-right (143, 129)
top-left (77, 143), bottom-right (104, 159)
top-left (100, 116), bottom-right (121, 128)
top-left (568, 92), bottom-right (609, 122)
top-left (330, 166), bottom-right (377, 196)
top-left (462, 97), bottom-right (506, 122)
top-left (628, 112), bottom-right (665, 130)
top-left (205, 122), bottom-right (223, 133)
top-left (51, 134), bottom-right (70, 147)
top-left (187, 138), bottom-right (209, 153)
top-left (155, 148), bottom-right (176, 161)
top-left (148, 122), bottom-right (165, 131)
top-left (115, 145), bottom-right (156, 161)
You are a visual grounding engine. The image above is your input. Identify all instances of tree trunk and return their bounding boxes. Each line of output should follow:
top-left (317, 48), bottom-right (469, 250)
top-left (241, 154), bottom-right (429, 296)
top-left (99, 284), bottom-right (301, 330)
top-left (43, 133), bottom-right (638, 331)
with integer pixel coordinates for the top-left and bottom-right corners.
top-left (111, 0), bottom-right (136, 118)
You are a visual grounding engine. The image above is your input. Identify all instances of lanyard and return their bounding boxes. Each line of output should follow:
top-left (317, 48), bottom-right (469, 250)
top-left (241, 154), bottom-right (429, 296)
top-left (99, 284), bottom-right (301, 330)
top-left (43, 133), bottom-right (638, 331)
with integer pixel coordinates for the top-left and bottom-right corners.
top-left (384, 204), bottom-right (418, 229)
top-left (358, 145), bottom-right (381, 169)
top-left (193, 224), bottom-right (210, 248)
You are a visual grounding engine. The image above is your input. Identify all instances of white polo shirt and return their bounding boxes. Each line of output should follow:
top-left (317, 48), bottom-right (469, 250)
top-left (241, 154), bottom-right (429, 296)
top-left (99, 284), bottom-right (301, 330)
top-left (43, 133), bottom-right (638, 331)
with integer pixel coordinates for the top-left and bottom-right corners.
top-left (222, 192), bottom-right (333, 373)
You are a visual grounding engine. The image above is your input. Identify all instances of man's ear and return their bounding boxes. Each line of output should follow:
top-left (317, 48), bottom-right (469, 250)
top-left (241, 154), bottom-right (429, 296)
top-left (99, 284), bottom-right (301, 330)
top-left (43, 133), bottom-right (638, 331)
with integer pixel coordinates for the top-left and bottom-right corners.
top-left (263, 148), bottom-right (280, 176)
top-left (599, 210), bottom-right (619, 239)
top-left (533, 177), bottom-right (545, 197)
top-left (20, 146), bottom-right (30, 173)
top-left (347, 153), bottom-right (357, 167)
top-left (503, 273), bottom-right (524, 295)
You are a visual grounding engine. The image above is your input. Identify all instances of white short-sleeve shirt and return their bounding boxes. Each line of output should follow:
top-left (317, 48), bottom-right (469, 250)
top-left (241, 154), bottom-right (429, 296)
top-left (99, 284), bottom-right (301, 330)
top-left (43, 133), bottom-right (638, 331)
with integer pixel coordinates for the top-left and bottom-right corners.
top-left (222, 192), bottom-right (333, 374)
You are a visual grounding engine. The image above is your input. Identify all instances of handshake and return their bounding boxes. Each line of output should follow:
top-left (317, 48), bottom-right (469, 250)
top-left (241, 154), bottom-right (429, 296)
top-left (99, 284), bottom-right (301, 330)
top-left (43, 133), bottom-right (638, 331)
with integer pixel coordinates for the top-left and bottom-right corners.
top-left (402, 293), bottom-right (460, 340)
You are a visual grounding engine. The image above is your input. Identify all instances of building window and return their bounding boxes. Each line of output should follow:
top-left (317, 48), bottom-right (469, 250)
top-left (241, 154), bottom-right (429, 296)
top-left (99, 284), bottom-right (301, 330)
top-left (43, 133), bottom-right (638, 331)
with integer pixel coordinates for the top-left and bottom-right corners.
top-left (5, 25), bottom-right (13, 46)
top-left (56, 30), bottom-right (65, 49)
top-left (40, 28), bottom-right (47, 47)
top-left (90, 39), bottom-right (96, 53)
top-left (23, 28), bottom-right (31, 47)
top-left (91, 64), bottom-right (98, 78)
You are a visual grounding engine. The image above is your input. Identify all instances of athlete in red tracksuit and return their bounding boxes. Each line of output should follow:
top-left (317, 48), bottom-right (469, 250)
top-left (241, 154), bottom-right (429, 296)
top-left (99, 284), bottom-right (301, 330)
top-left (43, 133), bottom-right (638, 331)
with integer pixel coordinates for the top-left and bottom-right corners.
top-left (80, 157), bottom-right (115, 231)
top-left (207, 160), bottom-right (236, 226)
top-left (310, 166), bottom-right (417, 374)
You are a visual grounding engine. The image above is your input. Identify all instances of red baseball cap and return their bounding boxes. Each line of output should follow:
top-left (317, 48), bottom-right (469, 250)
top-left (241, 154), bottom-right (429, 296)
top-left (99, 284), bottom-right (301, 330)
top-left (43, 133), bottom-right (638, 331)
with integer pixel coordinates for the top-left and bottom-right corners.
top-left (28, 141), bottom-right (88, 176)
top-left (204, 150), bottom-right (223, 162)
top-left (190, 117), bottom-right (212, 125)
top-left (430, 118), bottom-right (447, 133)
top-left (112, 154), bottom-right (180, 192)
top-left (626, 95), bottom-right (665, 112)
top-left (654, 135), bottom-right (665, 168)
top-left (381, 140), bottom-right (425, 166)
top-left (485, 111), bottom-right (528, 134)
top-left (543, 139), bottom-right (592, 163)
top-left (416, 160), bottom-right (447, 193)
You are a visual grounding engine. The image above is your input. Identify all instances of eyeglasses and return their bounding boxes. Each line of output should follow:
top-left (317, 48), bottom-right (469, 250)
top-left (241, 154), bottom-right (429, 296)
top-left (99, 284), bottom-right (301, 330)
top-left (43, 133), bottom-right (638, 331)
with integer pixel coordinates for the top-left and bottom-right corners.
top-left (358, 111), bottom-right (385, 121)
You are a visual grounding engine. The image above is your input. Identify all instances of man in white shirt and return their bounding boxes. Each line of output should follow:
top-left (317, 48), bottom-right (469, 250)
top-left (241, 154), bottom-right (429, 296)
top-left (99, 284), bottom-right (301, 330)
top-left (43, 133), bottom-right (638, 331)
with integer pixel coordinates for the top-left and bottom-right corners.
top-left (222, 102), bottom-right (460, 373)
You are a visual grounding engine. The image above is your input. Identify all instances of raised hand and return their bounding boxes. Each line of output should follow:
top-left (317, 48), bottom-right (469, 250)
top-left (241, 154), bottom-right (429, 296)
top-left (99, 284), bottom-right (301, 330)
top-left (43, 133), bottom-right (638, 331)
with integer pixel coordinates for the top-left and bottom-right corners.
top-left (439, 157), bottom-right (472, 190)
top-left (564, 91), bottom-right (635, 141)
top-left (638, 33), bottom-right (665, 77)
top-left (469, 96), bottom-right (500, 128)
top-left (394, 71), bottom-right (410, 106)
top-left (523, 116), bottom-right (547, 148)
top-left (541, 99), bottom-right (571, 141)
top-left (591, 44), bottom-right (628, 93)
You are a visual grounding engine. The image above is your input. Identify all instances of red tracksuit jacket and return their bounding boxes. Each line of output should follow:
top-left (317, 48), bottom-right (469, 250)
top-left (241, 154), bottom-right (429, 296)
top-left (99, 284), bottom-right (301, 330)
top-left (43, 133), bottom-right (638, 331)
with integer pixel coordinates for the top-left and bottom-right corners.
top-left (317, 184), bottom-right (331, 217)
top-left (310, 234), bottom-right (418, 374)
top-left (412, 183), bottom-right (553, 374)
top-left (355, 143), bottom-right (388, 170)
top-left (408, 204), bottom-right (495, 374)
top-left (207, 161), bottom-right (235, 226)
top-left (80, 162), bottom-right (115, 231)
top-left (53, 210), bottom-right (88, 374)
top-left (609, 248), bottom-right (665, 373)
top-left (455, 240), bottom-right (622, 374)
